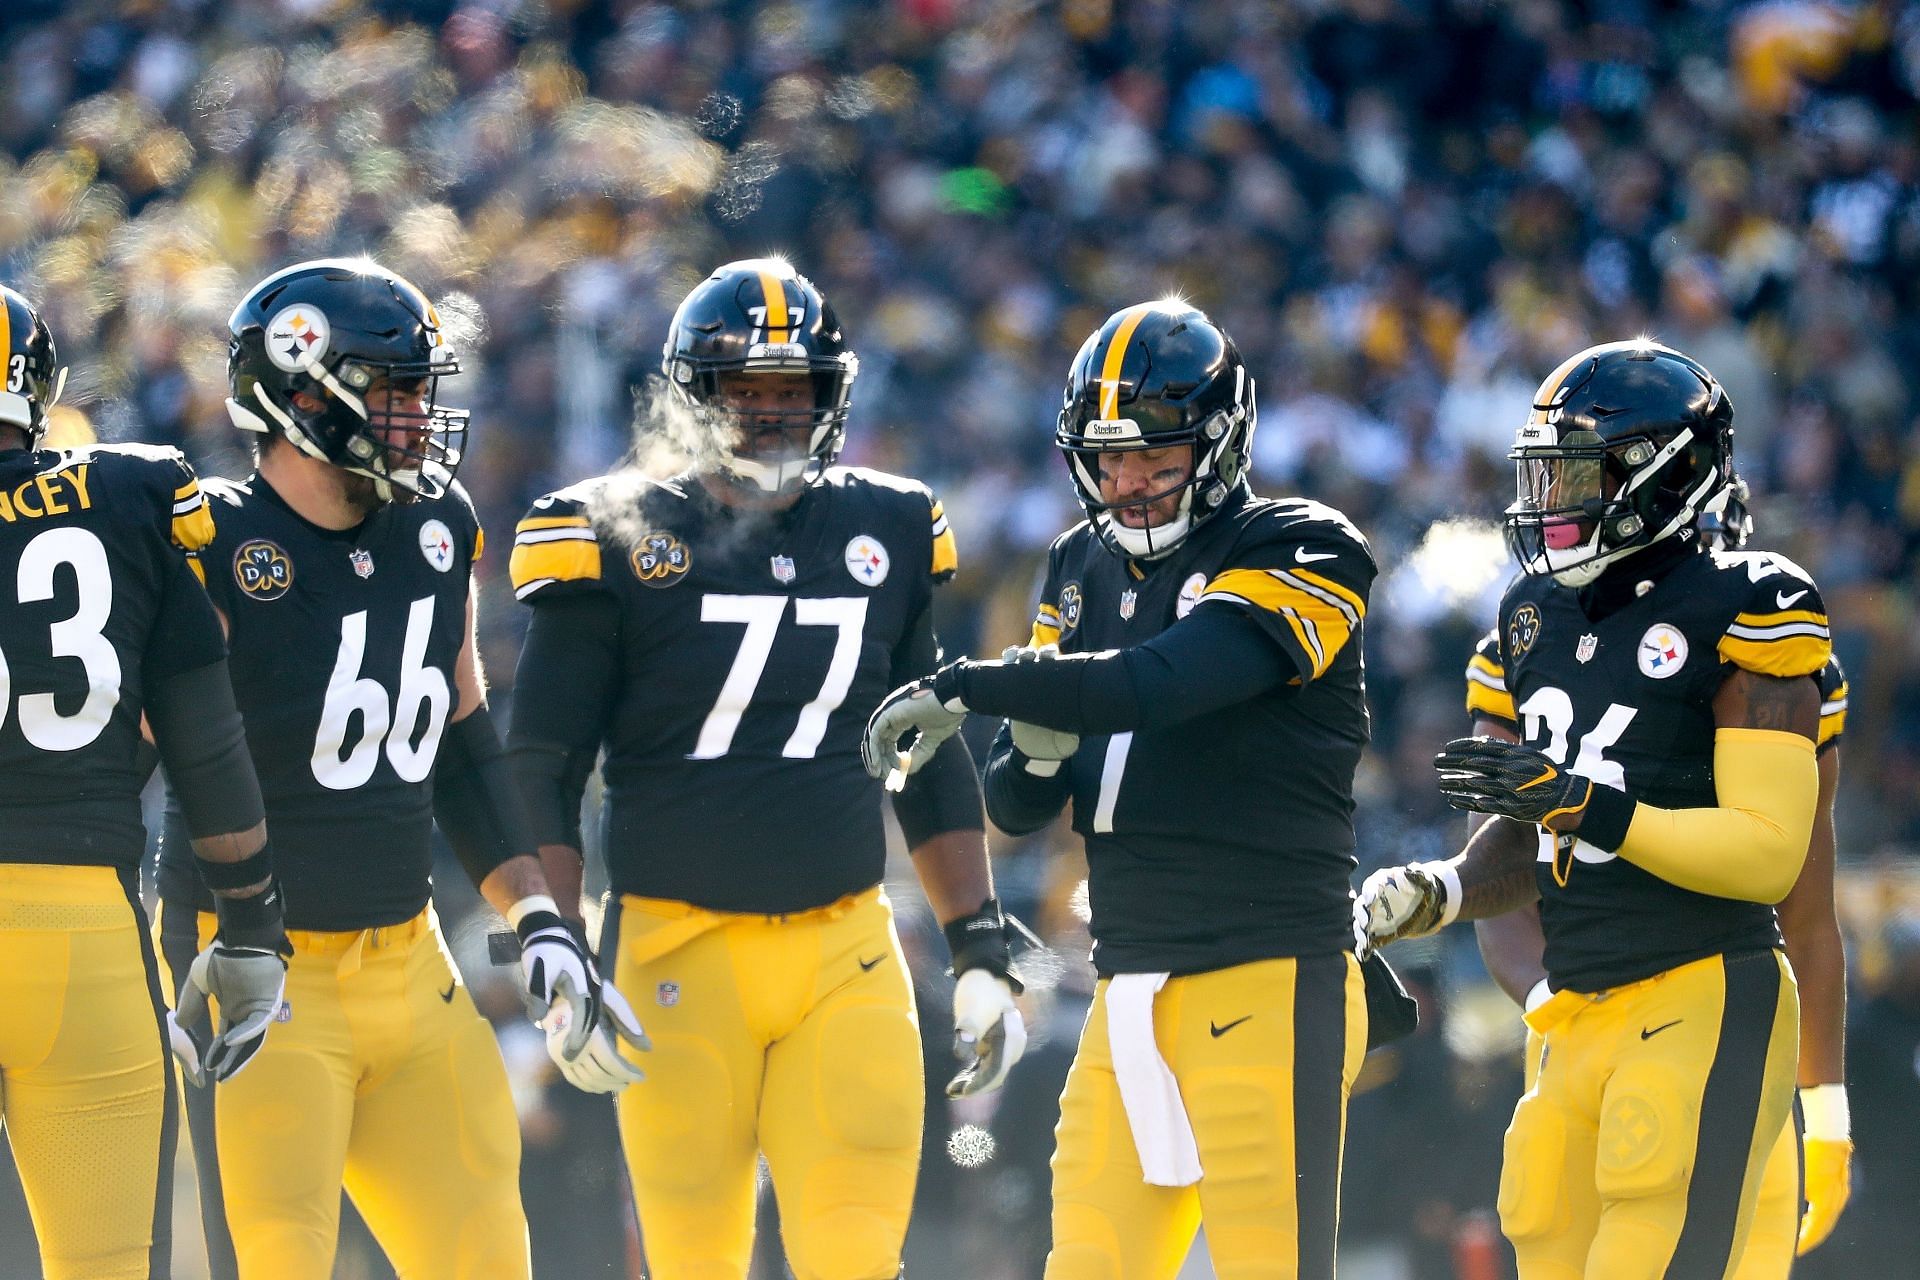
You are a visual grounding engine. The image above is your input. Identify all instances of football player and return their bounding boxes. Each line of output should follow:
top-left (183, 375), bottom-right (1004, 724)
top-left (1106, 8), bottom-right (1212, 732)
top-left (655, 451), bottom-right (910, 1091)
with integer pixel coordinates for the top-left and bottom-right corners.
top-left (0, 285), bottom-right (287, 1279)
top-left (152, 259), bottom-right (643, 1280)
top-left (1358, 341), bottom-right (1826, 1279)
top-left (1462, 482), bottom-right (1851, 1277)
top-left (506, 257), bottom-right (1016, 1279)
top-left (865, 300), bottom-right (1377, 1280)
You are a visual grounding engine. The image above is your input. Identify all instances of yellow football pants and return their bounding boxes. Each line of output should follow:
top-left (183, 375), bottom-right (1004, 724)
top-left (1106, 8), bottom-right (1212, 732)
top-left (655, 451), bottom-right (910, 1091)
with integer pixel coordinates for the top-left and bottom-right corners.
top-left (1519, 1007), bottom-right (1799, 1280)
top-left (1502, 949), bottom-right (1799, 1280)
top-left (0, 863), bottom-right (176, 1280)
top-left (160, 905), bottom-right (529, 1280)
top-left (1046, 953), bottom-right (1368, 1280)
top-left (607, 886), bottom-right (923, 1280)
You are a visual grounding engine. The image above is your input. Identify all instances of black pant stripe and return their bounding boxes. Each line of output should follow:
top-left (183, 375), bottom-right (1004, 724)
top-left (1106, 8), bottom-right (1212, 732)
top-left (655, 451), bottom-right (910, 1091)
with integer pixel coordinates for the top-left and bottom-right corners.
top-left (1666, 950), bottom-right (1782, 1280)
top-left (160, 898), bottom-right (240, 1280)
top-left (118, 867), bottom-right (178, 1280)
top-left (1291, 953), bottom-right (1347, 1280)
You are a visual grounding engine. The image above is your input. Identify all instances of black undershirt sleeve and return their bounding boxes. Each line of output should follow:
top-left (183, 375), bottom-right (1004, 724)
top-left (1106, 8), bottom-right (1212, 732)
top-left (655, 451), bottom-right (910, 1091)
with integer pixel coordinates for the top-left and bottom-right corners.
top-left (149, 658), bottom-right (265, 839)
top-left (507, 593), bottom-right (621, 850)
top-left (433, 705), bottom-right (536, 887)
top-left (887, 597), bottom-right (985, 847)
top-left (982, 721), bottom-right (1071, 836)
top-left (955, 602), bottom-right (1296, 734)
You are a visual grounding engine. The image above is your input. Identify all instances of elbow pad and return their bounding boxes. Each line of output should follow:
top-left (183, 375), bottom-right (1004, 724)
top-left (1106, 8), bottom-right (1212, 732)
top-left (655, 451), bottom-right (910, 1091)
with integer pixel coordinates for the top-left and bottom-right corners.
top-left (893, 732), bottom-right (985, 849)
top-left (1615, 728), bottom-right (1816, 904)
top-left (434, 706), bottom-right (537, 885)
top-left (149, 659), bottom-right (265, 839)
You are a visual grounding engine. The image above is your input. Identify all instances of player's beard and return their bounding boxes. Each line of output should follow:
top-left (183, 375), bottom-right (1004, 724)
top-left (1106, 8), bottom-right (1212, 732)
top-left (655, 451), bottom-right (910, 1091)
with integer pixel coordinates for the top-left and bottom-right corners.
top-left (339, 468), bottom-right (386, 520)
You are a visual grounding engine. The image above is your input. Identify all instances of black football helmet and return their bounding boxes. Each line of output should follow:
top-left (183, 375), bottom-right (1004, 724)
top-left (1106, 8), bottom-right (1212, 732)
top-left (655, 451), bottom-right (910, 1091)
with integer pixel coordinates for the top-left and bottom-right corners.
top-left (227, 259), bottom-right (466, 502)
top-left (0, 286), bottom-right (67, 450)
top-left (660, 257), bottom-right (857, 494)
top-left (1697, 472), bottom-right (1752, 550)
top-left (1056, 300), bottom-right (1256, 559)
top-left (1507, 340), bottom-right (1733, 586)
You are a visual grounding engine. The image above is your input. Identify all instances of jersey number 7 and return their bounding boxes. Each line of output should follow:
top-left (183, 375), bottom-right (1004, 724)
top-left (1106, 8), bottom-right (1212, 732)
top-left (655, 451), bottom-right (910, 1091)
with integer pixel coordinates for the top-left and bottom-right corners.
top-left (691, 594), bottom-right (868, 761)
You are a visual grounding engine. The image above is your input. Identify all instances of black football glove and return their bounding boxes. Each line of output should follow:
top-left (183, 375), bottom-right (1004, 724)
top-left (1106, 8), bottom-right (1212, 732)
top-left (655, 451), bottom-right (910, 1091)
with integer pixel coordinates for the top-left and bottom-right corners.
top-left (1434, 736), bottom-right (1634, 846)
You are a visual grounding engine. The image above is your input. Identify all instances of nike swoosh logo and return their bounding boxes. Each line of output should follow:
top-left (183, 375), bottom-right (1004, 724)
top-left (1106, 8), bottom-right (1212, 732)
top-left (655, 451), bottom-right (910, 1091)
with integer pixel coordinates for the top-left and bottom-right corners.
top-left (1295, 548), bottom-right (1340, 564)
top-left (858, 955), bottom-right (884, 972)
top-left (440, 982), bottom-right (458, 1003)
top-left (1776, 590), bottom-right (1807, 608)
top-left (1210, 1015), bottom-right (1253, 1038)
top-left (1640, 1019), bottom-right (1682, 1040)
top-left (1516, 764), bottom-right (1558, 791)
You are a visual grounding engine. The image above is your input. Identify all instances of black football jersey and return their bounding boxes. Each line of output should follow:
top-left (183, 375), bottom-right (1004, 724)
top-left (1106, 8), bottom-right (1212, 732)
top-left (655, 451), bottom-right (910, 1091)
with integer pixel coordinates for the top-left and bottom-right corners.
top-left (508, 467), bottom-right (959, 913)
top-left (0, 445), bottom-right (221, 870)
top-left (1030, 490), bottom-right (1376, 974)
top-left (1481, 547), bottom-right (1833, 992)
top-left (156, 476), bottom-right (481, 929)
top-left (1468, 627), bottom-right (1848, 755)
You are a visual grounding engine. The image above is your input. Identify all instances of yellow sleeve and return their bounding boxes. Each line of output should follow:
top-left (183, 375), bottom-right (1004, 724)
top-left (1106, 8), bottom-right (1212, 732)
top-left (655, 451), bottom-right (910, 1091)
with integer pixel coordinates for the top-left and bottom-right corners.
top-left (508, 512), bottom-right (602, 600)
top-left (929, 497), bottom-right (958, 582)
top-left (170, 475), bottom-right (215, 552)
top-left (1614, 728), bottom-right (1815, 904)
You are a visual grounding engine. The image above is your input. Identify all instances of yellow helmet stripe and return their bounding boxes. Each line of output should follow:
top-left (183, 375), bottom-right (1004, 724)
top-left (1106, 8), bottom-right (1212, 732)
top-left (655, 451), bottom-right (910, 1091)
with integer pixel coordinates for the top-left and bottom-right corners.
top-left (1098, 305), bottom-right (1151, 422)
top-left (0, 294), bottom-right (12, 373)
top-left (757, 268), bottom-right (789, 335)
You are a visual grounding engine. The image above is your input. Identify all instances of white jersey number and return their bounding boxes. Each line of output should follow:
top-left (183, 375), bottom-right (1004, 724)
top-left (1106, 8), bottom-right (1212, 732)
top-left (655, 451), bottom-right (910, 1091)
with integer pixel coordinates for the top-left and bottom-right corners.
top-left (0, 527), bottom-right (123, 751)
top-left (311, 595), bottom-right (450, 789)
top-left (690, 594), bottom-right (869, 760)
top-left (1516, 685), bottom-right (1636, 867)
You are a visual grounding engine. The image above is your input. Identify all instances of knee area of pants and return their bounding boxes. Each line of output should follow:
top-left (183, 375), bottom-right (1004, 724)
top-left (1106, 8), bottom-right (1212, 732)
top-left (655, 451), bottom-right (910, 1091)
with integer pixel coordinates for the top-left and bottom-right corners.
top-left (1046, 1206), bottom-right (1128, 1280)
top-left (781, 1155), bottom-right (913, 1275)
top-left (1498, 1097), bottom-right (1571, 1243)
top-left (1185, 1078), bottom-right (1285, 1206)
top-left (1595, 1088), bottom-right (1690, 1200)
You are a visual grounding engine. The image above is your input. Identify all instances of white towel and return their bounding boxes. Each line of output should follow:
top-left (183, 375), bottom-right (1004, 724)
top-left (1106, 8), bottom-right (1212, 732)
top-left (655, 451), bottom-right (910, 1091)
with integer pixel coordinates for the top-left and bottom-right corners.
top-left (1105, 972), bottom-right (1203, 1187)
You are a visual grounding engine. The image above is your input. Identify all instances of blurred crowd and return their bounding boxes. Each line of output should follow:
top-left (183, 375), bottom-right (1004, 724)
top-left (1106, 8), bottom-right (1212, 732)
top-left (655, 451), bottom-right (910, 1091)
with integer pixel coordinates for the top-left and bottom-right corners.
top-left (5, 0), bottom-right (1920, 1275)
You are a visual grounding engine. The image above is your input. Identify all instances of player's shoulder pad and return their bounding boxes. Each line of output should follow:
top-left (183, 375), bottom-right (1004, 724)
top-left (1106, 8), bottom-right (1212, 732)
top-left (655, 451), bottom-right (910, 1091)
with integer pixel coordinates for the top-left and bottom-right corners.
top-left (432, 478), bottom-right (484, 563)
top-left (1202, 497), bottom-right (1375, 611)
top-left (510, 477), bottom-right (610, 601)
top-left (1464, 626), bottom-right (1516, 727)
top-left (827, 466), bottom-right (958, 583)
top-left (80, 442), bottom-right (217, 553)
top-left (1232, 496), bottom-right (1375, 568)
top-left (1706, 548), bottom-right (1831, 679)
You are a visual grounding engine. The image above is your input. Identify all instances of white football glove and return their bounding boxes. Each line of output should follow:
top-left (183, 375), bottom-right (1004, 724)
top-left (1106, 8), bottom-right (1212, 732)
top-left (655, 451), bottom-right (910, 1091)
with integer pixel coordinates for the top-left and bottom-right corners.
top-left (167, 1007), bottom-right (206, 1090)
top-left (541, 985), bottom-right (650, 1094)
top-left (1001, 644), bottom-right (1079, 767)
top-left (514, 904), bottom-right (603, 1061)
top-left (862, 676), bottom-right (968, 785)
top-left (1353, 862), bottom-right (1459, 958)
top-left (173, 943), bottom-right (287, 1084)
top-left (947, 968), bottom-right (1027, 1098)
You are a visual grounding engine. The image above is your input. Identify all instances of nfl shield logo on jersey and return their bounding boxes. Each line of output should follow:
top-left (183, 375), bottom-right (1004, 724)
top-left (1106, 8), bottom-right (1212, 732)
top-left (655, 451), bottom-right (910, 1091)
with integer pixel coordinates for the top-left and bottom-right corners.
top-left (657, 981), bottom-right (680, 1007)
top-left (1576, 633), bottom-right (1598, 663)
top-left (1119, 589), bottom-right (1137, 620)
top-left (349, 548), bottom-right (374, 579)
top-left (771, 554), bottom-right (797, 584)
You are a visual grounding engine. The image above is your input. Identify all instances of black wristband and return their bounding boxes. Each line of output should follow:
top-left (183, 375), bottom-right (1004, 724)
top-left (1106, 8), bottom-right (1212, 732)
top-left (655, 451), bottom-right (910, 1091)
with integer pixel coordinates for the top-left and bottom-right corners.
top-left (213, 875), bottom-right (290, 955)
top-left (196, 842), bottom-right (274, 893)
top-left (514, 909), bottom-right (569, 944)
top-left (1579, 786), bottom-right (1638, 853)
top-left (943, 897), bottom-right (1021, 991)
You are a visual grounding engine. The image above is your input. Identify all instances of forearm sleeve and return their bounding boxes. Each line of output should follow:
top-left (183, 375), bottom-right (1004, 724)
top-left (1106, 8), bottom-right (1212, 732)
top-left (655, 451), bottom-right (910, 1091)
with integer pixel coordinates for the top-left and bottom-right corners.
top-left (148, 659), bottom-right (265, 839)
top-left (507, 593), bottom-right (620, 850)
top-left (956, 604), bottom-right (1291, 734)
top-left (1614, 728), bottom-right (1816, 904)
top-left (892, 730), bottom-right (985, 848)
top-left (434, 706), bottom-right (536, 887)
top-left (982, 722), bottom-right (1071, 835)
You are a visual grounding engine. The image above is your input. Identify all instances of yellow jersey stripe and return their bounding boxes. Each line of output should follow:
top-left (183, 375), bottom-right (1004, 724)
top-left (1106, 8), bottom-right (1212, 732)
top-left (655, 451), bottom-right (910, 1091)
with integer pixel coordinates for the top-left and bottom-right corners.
top-left (1290, 567), bottom-right (1366, 619)
top-left (1035, 602), bottom-right (1061, 621)
top-left (516, 515), bottom-right (592, 533)
top-left (471, 525), bottom-right (484, 563)
top-left (1099, 306), bottom-right (1151, 421)
top-left (758, 268), bottom-right (788, 334)
top-left (1817, 709), bottom-right (1845, 747)
top-left (931, 526), bottom-right (958, 579)
top-left (1466, 681), bottom-right (1518, 724)
top-left (186, 554), bottom-right (206, 587)
top-left (1201, 568), bottom-right (1358, 679)
top-left (173, 481), bottom-right (200, 500)
top-left (171, 505), bottom-right (215, 552)
top-left (1467, 653), bottom-right (1507, 683)
top-left (1031, 621), bottom-right (1062, 648)
top-left (509, 539), bottom-right (601, 594)
top-left (1717, 632), bottom-right (1830, 679)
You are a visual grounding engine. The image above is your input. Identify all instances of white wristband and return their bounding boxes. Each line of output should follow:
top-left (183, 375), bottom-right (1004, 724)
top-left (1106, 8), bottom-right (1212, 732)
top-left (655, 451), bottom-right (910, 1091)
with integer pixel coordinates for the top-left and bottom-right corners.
top-left (1415, 860), bottom-right (1463, 929)
top-left (1799, 1083), bottom-right (1850, 1141)
top-left (1021, 756), bottom-right (1063, 777)
top-left (1523, 978), bottom-right (1553, 1015)
top-left (506, 894), bottom-right (561, 931)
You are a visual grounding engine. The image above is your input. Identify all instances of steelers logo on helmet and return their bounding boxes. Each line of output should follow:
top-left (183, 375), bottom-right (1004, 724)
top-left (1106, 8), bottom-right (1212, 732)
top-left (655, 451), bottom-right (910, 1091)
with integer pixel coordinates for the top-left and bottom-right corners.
top-left (234, 539), bottom-right (293, 601)
top-left (264, 305), bottom-right (331, 373)
top-left (418, 518), bottom-right (456, 572)
top-left (1637, 623), bottom-right (1688, 679)
top-left (845, 535), bottom-right (889, 586)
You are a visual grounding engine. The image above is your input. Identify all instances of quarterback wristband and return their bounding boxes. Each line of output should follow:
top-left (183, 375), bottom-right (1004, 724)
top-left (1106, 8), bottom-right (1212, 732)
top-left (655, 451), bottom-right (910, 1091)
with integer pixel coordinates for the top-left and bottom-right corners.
top-left (944, 898), bottom-right (1021, 991)
top-left (1800, 1083), bottom-right (1850, 1141)
top-left (1575, 785), bottom-right (1637, 853)
top-left (196, 841), bottom-right (274, 893)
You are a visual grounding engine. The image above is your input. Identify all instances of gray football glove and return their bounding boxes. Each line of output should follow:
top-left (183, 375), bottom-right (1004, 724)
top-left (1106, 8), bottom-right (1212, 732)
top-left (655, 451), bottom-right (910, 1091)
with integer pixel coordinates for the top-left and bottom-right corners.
top-left (1001, 644), bottom-right (1080, 766)
top-left (174, 943), bottom-right (288, 1084)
